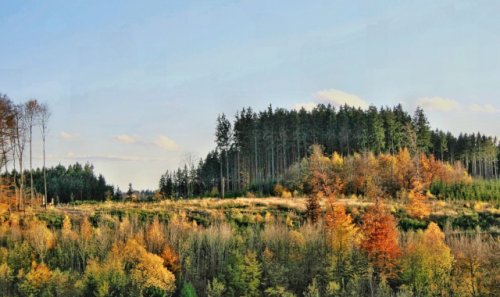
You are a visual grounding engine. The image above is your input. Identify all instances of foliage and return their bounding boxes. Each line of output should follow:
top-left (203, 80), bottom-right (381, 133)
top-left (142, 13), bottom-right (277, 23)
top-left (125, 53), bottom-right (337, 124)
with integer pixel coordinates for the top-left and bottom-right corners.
top-left (406, 181), bottom-right (430, 219)
top-left (0, 199), bottom-right (497, 297)
top-left (360, 202), bottom-right (401, 279)
top-left (206, 277), bottom-right (225, 297)
top-left (161, 104), bottom-right (498, 198)
top-left (226, 251), bottom-right (262, 297)
top-left (180, 282), bottom-right (198, 297)
top-left (400, 223), bottom-right (453, 296)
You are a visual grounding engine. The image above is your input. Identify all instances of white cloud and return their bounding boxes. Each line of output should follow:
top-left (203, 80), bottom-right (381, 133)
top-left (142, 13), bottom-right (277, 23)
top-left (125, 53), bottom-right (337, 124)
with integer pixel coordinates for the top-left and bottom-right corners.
top-left (416, 96), bottom-right (460, 111)
top-left (468, 103), bottom-right (500, 113)
top-left (153, 135), bottom-right (179, 151)
top-left (313, 89), bottom-right (370, 109)
top-left (114, 134), bottom-right (138, 144)
top-left (292, 102), bottom-right (317, 111)
top-left (60, 131), bottom-right (79, 140)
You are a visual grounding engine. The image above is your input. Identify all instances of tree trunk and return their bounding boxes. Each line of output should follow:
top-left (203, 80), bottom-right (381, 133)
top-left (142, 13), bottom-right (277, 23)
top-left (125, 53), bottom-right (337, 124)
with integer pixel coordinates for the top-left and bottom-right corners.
top-left (220, 153), bottom-right (224, 198)
top-left (43, 134), bottom-right (47, 207)
top-left (225, 150), bottom-right (229, 195)
top-left (29, 125), bottom-right (34, 206)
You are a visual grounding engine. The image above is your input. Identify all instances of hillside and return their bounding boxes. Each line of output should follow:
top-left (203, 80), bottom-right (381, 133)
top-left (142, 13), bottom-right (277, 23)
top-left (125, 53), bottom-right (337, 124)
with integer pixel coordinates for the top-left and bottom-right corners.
top-left (161, 104), bottom-right (500, 199)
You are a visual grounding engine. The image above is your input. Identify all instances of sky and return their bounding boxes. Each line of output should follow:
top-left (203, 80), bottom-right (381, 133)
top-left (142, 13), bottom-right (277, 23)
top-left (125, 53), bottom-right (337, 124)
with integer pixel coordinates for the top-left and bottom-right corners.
top-left (1, 0), bottom-right (499, 190)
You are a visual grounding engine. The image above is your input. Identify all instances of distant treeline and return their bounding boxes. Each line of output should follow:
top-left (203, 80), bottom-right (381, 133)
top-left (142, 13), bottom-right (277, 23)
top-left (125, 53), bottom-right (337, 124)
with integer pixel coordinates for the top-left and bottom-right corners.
top-left (160, 104), bottom-right (499, 198)
top-left (2, 163), bottom-right (114, 203)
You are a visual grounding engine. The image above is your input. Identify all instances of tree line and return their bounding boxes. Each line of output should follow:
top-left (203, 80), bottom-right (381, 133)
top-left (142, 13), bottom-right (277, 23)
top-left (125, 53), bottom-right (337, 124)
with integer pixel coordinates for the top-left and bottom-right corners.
top-left (1, 163), bottom-right (114, 204)
top-left (0, 93), bottom-right (51, 209)
top-left (159, 104), bottom-right (499, 198)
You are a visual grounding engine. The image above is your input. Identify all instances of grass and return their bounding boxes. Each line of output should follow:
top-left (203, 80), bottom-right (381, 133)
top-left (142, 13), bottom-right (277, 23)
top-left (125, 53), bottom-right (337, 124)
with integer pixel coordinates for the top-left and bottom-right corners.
top-left (29, 196), bottom-right (498, 234)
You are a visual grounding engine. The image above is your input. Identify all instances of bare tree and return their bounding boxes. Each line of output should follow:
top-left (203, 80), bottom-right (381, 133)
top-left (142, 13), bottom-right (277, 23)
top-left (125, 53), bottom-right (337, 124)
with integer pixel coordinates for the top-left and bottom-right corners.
top-left (13, 104), bottom-right (27, 210)
top-left (25, 99), bottom-right (40, 206)
top-left (39, 103), bottom-right (50, 207)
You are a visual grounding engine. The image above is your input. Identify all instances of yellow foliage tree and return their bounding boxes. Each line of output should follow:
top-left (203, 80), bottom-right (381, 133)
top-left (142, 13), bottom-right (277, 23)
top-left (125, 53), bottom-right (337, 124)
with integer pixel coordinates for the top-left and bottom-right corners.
top-left (131, 250), bottom-right (176, 295)
top-left (80, 216), bottom-right (93, 241)
top-left (146, 217), bottom-right (165, 254)
top-left (325, 204), bottom-right (359, 257)
top-left (395, 148), bottom-right (415, 190)
top-left (325, 203), bottom-right (360, 289)
top-left (121, 239), bottom-right (176, 295)
top-left (25, 219), bottom-right (55, 263)
top-left (406, 180), bottom-right (430, 219)
top-left (19, 262), bottom-right (52, 296)
top-left (61, 214), bottom-right (77, 241)
top-left (401, 222), bottom-right (453, 296)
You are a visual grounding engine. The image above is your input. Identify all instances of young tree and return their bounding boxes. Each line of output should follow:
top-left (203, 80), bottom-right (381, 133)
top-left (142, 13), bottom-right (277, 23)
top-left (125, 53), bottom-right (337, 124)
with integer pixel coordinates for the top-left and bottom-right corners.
top-left (406, 180), bottom-right (430, 219)
top-left (307, 145), bottom-right (331, 223)
top-left (146, 217), bottom-right (165, 254)
top-left (180, 282), bottom-right (198, 297)
top-left (206, 278), bottom-right (226, 297)
top-left (325, 203), bottom-right (359, 289)
top-left (26, 219), bottom-right (55, 263)
top-left (360, 202), bottom-right (400, 280)
top-left (401, 223), bottom-right (453, 296)
top-left (226, 251), bottom-right (262, 297)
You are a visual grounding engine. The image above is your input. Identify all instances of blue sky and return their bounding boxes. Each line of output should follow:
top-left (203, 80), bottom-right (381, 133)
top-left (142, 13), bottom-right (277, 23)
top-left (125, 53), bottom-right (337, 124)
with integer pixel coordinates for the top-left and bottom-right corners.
top-left (1, 0), bottom-right (499, 190)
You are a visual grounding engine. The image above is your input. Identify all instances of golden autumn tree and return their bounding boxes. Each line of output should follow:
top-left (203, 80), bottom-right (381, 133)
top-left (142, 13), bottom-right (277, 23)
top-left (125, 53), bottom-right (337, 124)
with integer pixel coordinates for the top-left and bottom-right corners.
top-left (401, 223), bottom-right (453, 296)
top-left (111, 238), bottom-right (176, 296)
top-left (406, 180), bottom-right (431, 219)
top-left (80, 216), bottom-right (93, 241)
top-left (19, 261), bottom-right (71, 297)
top-left (360, 202), bottom-right (400, 279)
top-left (146, 217), bottom-right (165, 254)
top-left (324, 202), bottom-right (359, 289)
top-left (325, 204), bottom-right (359, 257)
top-left (61, 214), bottom-right (77, 241)
top-left (395, 148), bottom-right (415, 190)
top-left (19, 262), bottom-right (52, 296)
top-left (123, 239), bottom-right (175, 292)
top-left (25, 219), bottom-right (55, 263)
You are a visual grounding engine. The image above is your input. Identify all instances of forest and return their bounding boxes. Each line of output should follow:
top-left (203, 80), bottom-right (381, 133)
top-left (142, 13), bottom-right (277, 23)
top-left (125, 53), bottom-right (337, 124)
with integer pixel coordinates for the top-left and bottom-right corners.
top-left (0, 96), bottom-right (499, 297)
top-left (159, 104), bottom-right (499, 199)
top-left (1, 94), bottom-right (114, 207)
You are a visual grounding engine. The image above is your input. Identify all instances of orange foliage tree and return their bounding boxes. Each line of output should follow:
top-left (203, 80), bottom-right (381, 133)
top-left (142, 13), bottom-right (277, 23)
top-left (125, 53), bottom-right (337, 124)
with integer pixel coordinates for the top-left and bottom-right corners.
top-left (406, 180), bottom-right (431, 219)
top-left (360, 202), bottom-right (400, 279)
top-left (160, 244), bottom-right (181, 274)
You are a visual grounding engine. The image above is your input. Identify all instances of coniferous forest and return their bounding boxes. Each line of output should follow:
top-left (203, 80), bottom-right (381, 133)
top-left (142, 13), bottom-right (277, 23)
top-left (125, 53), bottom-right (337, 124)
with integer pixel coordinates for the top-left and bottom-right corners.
top-left (159, 104), bottom-right (499, 199)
